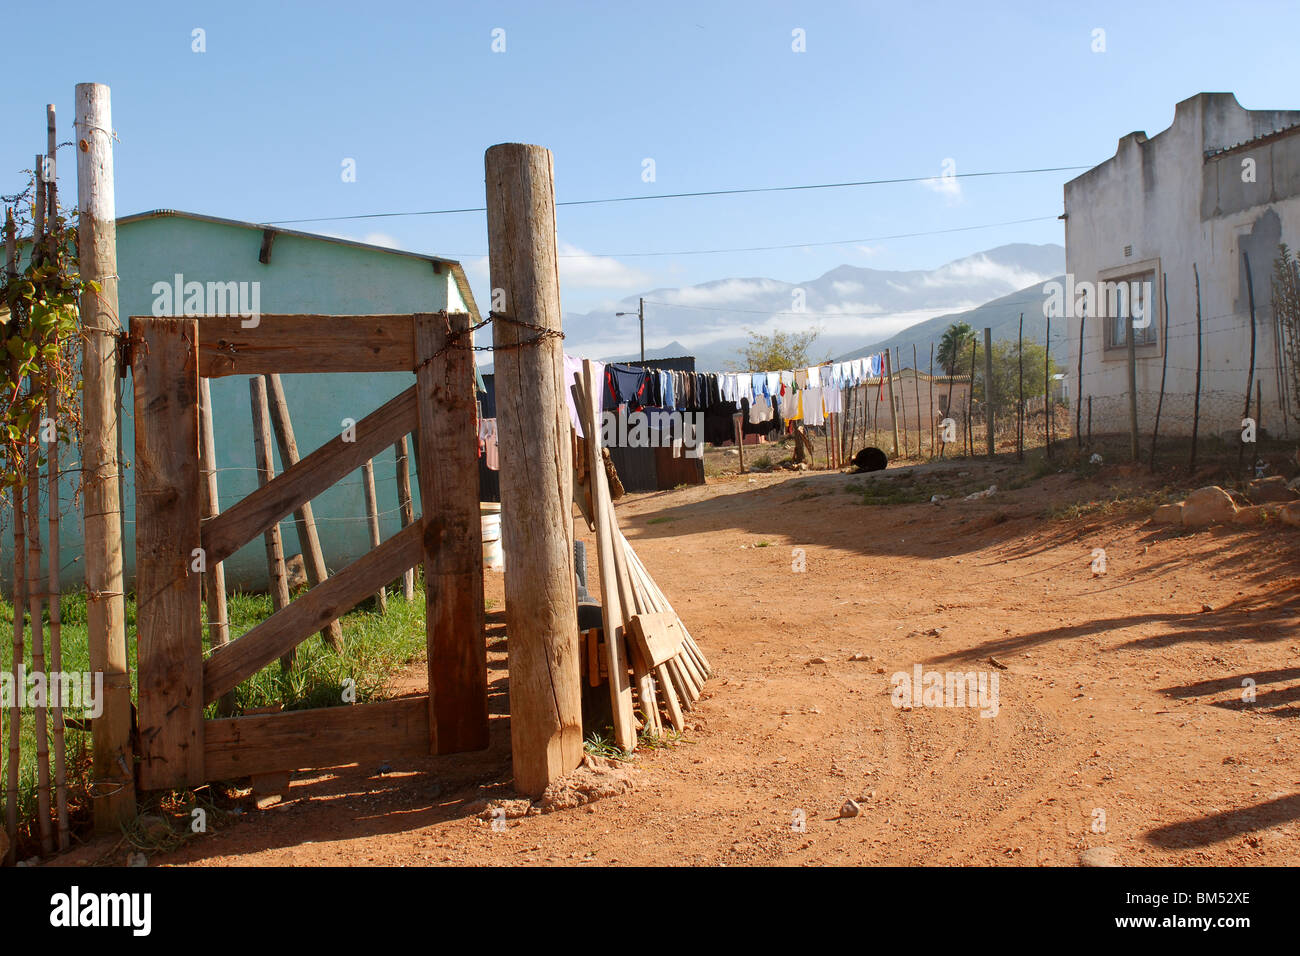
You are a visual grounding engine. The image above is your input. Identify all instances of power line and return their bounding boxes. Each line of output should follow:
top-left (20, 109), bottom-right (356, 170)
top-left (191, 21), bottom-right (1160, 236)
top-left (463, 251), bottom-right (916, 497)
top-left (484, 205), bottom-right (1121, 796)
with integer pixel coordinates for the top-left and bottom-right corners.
top-left (264, 165), bottom-right (1087, 226)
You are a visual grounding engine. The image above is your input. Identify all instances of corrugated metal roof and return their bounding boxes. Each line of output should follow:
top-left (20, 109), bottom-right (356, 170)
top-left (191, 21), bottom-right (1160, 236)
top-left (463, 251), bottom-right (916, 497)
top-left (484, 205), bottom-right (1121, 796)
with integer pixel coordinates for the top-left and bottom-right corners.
top-left (117, 208), bottom-right (482, 321)
top-left (1204, 122), bottom-right (1300, 159)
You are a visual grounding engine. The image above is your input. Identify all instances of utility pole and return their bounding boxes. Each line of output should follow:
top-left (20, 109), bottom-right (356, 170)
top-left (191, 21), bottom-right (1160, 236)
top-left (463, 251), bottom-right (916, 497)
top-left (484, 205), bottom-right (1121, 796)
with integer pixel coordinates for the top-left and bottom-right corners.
top-left (617, 297), bottom-right (646, 363)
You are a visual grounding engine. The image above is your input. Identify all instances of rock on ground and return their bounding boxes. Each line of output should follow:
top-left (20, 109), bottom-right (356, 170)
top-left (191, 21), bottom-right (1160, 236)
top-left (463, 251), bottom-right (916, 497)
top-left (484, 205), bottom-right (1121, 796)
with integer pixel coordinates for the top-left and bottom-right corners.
top-left (1078, 847), bottom-right (1120, 867)
top-left (1151, 503), bottom-right (1183, 525)
top-left (1181, 486), bottom-right (1237, 526)
top-left (1247, 476), bottom-right (1297, 503)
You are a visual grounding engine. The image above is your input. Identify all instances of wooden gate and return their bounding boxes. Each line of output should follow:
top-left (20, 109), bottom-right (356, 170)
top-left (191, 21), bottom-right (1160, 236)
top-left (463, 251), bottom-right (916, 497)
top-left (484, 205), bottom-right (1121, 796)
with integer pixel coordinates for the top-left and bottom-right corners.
top-left (129, 311), bottom-right (487, 790)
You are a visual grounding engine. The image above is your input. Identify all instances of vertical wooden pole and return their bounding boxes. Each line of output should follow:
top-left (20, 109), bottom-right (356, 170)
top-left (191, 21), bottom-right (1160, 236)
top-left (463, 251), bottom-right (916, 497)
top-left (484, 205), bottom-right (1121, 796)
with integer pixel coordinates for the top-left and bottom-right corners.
top-left (361, 459), bottom-right (387, 613)
top-left (912, 344), bottom-right (923, 459)
top-left (1190, 265), bottom-right (1203, 473)
top-left (45, 102), bottom-right (70, 852)
top-left (1045, 314), bottom-right (1054, 457)
top-left (1240, 252), bottom-right (1259, 477)
top-left (249, 376), bottom-right (294, 670)
top-left (395, 437), bottom-right (416, 600)
top-left (1017, 314), bottom-right (1025, 460)
top-left (28, 429), bottom-right (53, 855)
top-left (198, 379), bottom-right (234, 713)
top-left (983, 327), bottom-right (995, 458)
top-left (1125, 299), bottom-right (1139, 462)
top-left (733, 412), bottom-right (745, 473)
top-left (74, 82), bottom-right (135, 825)
top-left (1076, 293), bottom-right (1087, 449)
top-left (265, 374), bottom-right (343, 649)
top-left (484, 143), bottom-right (583, 796)
top-left (4, 208), bottom-right (18, 864)
top-left (132, 317), bottom-right (204, 790)
top-left (967, 339), bottom-right (977, 457)
top-left (1150, 274), bottom-right (1171, 472)
top-left (414, 312), bottom-right (488, 755)
top-left (884, 350), bottom-right (901, 459)
top-left (928, 344), bottom-right (935, 459)
top-left (47, 365), bottom-right (70, 853)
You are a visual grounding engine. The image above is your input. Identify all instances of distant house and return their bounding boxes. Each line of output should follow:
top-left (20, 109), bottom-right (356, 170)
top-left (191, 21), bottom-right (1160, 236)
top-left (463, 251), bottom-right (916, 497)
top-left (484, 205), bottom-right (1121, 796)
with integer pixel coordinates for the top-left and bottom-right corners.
top-left (843, 369), bottom-right (972, 443)
top-left (1063, 93), bottom-right (1300, 439)
top-left (4, 209), bottom-right (482, 591)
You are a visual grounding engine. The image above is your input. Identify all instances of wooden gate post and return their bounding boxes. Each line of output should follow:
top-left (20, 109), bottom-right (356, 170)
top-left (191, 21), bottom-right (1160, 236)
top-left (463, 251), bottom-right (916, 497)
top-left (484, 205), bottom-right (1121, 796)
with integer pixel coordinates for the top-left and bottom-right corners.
top-left (484, 143), bottom-right (584, 797)
top-left (74, 82), bottom-right (136, 826)
top-left (414, 312), bottom-right (488, 754)
top-left (132, 317), bottom-right (205, 789)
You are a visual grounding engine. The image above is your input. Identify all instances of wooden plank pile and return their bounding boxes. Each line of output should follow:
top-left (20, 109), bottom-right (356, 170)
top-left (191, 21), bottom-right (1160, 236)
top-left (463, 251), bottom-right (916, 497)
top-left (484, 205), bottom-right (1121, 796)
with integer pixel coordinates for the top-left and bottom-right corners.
top-left (570, 360), bottom-right (712, 752)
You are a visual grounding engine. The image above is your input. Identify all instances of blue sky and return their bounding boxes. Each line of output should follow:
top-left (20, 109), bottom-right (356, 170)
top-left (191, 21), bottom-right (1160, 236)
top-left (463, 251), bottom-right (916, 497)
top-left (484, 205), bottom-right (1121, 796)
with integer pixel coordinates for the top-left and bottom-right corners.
top-left (4, 0), bottom-right (1300, 319)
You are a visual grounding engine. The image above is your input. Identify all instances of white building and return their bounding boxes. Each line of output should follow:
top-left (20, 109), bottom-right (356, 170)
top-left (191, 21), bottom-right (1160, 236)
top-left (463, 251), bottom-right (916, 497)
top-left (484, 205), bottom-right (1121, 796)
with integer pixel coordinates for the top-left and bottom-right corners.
top-left (1061, 92), bottom-right (1300, 439)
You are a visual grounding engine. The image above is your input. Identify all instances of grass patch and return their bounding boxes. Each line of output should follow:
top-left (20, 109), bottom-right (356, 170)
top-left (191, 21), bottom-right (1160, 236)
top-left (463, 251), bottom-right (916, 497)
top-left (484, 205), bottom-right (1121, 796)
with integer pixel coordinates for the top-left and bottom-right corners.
top-left (1044, 486), bottom-right (1177, 521)
top-left (2, 579), bottom-right (429, 860)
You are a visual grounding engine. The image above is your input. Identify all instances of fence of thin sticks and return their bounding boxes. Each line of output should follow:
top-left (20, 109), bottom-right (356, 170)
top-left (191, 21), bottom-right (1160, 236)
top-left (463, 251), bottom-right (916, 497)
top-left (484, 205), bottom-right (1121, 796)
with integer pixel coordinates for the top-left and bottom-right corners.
top-left (3, 106), bottom-right (80, 864)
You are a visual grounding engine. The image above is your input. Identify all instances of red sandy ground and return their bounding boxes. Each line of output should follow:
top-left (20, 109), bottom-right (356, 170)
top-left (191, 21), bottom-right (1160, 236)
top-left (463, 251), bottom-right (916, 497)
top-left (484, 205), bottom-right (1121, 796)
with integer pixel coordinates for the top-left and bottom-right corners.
top-left (99, 458), bottom-right (1300, 865)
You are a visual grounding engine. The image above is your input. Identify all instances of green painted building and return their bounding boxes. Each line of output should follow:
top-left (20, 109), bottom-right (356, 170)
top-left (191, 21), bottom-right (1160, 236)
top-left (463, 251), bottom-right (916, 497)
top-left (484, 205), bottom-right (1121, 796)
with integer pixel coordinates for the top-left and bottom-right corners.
top-left (7, 209), bottom-right (481, 592)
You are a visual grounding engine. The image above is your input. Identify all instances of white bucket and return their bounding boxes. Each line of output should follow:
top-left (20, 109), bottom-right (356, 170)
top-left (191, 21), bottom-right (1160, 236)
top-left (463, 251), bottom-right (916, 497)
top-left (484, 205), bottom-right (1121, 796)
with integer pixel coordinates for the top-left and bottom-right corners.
top-left (481, 503), bottom-right (503, 571)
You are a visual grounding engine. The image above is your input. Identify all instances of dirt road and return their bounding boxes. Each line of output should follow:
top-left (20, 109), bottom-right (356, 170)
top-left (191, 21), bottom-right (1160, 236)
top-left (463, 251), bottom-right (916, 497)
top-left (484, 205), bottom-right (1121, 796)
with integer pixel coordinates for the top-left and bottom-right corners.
top-left (151, 458), bottom-right (1300, 866)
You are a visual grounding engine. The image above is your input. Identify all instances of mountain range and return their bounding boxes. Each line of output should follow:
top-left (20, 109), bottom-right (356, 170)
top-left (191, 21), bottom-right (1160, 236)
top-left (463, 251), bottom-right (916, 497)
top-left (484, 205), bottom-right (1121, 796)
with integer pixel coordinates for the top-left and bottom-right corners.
top-left (571, 242), bottom-right (1066, 373)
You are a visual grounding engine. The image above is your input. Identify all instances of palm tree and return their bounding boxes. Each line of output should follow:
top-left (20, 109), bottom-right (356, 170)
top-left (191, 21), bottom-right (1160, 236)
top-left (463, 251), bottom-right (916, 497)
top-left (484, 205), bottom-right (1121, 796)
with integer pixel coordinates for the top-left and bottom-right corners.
top-left (937, 321), bottom-right (975, 376)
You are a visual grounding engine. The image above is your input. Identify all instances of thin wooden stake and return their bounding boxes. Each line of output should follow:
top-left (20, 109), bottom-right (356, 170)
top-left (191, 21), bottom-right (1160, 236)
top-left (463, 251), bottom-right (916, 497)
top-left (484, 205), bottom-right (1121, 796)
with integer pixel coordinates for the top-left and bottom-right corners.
top-left (44, 103), bottom-right (70, 852)
top-left (362, 458), bottom-right (386, 614)
top-left (265, 374), bottom-right (343, 649)
top-left (28, 427), bottom-right (53, 855)
top-left (250, 376), bottom-right (294, 671)
top-left (1150, 273), bottom-right (1171, 472)
top-left (198, 379), bottom-right (234, 715)
top-left (394, 437), bottom-right (415, 600)
top-left (1190, 265), bottom-right (1203, 474)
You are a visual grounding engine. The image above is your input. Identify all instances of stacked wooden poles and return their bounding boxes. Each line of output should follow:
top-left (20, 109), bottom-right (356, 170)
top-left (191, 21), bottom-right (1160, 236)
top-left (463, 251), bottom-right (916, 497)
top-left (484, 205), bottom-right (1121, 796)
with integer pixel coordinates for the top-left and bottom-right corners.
top-left (575, 362), bottom-right (637, 750)
top-left (571, 362), bottom-right (710, 742)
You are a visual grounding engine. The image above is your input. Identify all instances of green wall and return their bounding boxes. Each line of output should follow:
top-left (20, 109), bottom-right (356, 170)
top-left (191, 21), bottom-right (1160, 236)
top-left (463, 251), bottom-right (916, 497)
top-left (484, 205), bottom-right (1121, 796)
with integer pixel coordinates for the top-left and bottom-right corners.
top-left (5, 213), bottom-right (462, 593)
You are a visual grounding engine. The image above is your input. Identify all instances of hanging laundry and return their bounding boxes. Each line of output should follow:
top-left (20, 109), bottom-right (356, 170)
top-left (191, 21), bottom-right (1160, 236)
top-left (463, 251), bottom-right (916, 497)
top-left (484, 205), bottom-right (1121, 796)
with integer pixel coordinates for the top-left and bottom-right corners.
top-left (478, 418), bottom-right (500, 471)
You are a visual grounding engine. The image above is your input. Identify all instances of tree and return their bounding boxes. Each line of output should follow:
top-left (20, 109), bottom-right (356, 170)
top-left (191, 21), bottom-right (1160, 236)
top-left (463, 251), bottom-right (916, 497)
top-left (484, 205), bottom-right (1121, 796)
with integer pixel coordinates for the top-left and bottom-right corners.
top-left (970, 339), bottom-right (1058, 409)
top-left (936, 321), bottom-right (975, 376)
top-left (736, 327), bottom-right (823, 371)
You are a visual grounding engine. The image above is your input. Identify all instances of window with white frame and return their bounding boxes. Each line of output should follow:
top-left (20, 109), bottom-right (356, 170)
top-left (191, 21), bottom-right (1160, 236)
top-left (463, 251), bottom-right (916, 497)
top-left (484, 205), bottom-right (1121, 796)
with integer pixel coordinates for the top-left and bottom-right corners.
top-left (1101, 271), bottom-right (1159, 349)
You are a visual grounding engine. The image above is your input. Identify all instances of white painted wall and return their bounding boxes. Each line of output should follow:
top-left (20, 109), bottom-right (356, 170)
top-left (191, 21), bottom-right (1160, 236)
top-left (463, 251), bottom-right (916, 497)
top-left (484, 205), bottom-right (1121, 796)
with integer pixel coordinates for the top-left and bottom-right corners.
top-left (1063, 93), bottom-right (1300, 438)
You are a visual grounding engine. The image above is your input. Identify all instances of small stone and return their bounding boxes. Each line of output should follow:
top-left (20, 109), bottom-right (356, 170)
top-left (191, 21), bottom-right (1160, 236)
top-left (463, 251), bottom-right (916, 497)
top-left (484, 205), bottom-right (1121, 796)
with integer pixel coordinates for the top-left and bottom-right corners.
top-left (1078, 847), bottom-right (1119, 867)
top-left (807, 656), bottom-right (829, 665)
top-left (1201, 603), bottom-right (1214, 613)
top-left (1151, 503), bottom-right (1183, 525)
top-left (840, 799), bottom-right (861, 818)
top-left (127, 852), bottom-right (149, 868)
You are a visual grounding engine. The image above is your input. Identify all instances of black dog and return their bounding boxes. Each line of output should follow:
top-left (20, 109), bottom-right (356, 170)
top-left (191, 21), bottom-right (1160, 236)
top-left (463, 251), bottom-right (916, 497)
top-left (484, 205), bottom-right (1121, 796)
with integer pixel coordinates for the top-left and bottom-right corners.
top-left (852, 447), bottom-right (888, 472)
